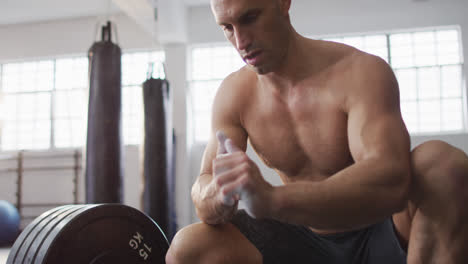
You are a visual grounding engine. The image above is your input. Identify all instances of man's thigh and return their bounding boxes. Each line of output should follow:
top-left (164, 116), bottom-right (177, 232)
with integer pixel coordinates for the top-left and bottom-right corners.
top-left (167, 222), bottom-right (262, 264)
top-left (392, 201), bottom-right (417, 250)
top-left (232, 210), bottom-right (406, 264)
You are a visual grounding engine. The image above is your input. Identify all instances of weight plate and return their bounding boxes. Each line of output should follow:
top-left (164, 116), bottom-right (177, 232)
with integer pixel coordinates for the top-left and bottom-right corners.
top-left (8, 204), bottom-right (169, 264)
top-left (23, 205), bottom-right (95, 263)
top-left (7, 205), bottom-right (82, 264)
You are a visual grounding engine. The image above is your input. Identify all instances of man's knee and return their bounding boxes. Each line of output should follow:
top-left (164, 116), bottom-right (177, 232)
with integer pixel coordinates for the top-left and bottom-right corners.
top-left (411, 140), bottom-right (468, 203)
top-left (166, 223), bottom-right (213, 264)
top-left (165, 222), bottom-right (262, 264)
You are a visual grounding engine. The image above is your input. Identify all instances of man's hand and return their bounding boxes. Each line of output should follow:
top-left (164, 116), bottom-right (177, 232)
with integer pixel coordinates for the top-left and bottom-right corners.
top-left (212, 131), bottom-right (274, 219)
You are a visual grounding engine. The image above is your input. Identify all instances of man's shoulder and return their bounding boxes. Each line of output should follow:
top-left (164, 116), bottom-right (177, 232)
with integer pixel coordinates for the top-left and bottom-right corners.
top-left (217, 66), bottom-right (257, 100)
top-left (332, 47), bottom-right (396, 89)
top-left (212, 66), bottom-right (256, 119)
top-left (350, 51), bottom-right (392, 76)
top-left (317, 39), bottom-right (391, 75)
top-left (343, 51), bottom-right (399, 110)
top-left (222, 66), bottom-right (257, 88)
top-left (349, 52), bottom-right (398, 95)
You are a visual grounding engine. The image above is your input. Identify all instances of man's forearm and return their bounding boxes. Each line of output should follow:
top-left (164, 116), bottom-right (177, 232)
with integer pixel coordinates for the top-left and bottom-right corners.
top-left (270, 158), bottom-right (410, 230)
top-left (192, 173), bottom-right (238, 224)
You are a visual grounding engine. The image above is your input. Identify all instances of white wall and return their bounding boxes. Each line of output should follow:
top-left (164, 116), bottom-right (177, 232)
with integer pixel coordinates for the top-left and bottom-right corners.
top-left (164, 44), bottom-right (192, 227)
top-left (0, 13), bottom-right (157, 61)
top-left (0, 0), bottom-right (468, 229)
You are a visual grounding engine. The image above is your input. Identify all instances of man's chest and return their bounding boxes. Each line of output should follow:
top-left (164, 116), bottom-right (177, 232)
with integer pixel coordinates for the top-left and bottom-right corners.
top-left (242, 90), bottom-right (354, 178)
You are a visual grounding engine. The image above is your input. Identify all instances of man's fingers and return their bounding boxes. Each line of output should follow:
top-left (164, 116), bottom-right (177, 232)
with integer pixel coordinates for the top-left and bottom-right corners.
top-left (216, 131), bottom-right (242, 154)
top-left (220, 193), bottom-right (236, 206)
top-left (213, 131), bottom-right (245, 207)
top-left (221, 174), bottom-right (248, 200)
top-left (215, 163), bottom-right (248, 186)
top-left (216, 130), bottom-right (228, 155)
top-left (213, 152), bottom-right (247, 176)
top-left (218, 171), bottom-right (248, 206)
top-left (220, 189), bottom-right (239, 206)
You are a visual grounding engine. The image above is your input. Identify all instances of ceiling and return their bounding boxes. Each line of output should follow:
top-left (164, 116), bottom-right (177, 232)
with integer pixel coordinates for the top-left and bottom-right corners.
top-left (0, 0), bottom-right (209, 26)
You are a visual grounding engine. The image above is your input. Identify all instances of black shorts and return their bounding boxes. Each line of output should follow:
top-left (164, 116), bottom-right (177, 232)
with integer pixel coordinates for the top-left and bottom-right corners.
top-left (231, 210), bottom-right (407, 264)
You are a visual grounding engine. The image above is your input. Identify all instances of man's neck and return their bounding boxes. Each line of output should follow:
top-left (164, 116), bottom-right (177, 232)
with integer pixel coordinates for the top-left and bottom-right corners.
top-left (258, 35), bottom-right (326, 94)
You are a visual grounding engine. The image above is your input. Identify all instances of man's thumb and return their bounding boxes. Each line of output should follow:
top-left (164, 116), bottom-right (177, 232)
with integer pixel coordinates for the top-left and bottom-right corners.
top-left (225, 139), bottom-right (241, 153)
top-left (216, 130), bottom-right (227, 155)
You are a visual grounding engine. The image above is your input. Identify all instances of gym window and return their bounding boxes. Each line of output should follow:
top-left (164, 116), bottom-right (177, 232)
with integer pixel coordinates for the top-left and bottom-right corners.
top-left (0, 51), bottom-right (165, 151)
top-left (121, 51), bottom-right (166, 145)
top-left (323, 26), bottom-right (466, 134)
top-left (188, 44), bottom-right (245, 142)
top-left (188, 26), bottom-right (466, 143)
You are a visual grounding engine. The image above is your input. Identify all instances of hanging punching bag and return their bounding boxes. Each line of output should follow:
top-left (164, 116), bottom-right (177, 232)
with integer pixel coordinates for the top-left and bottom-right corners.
top-left (86, 21), bottom-right (123, 204)
top-left (142, 76), bottom-right (177, 241)
top-left (168, 129), bottom-right (177, 240)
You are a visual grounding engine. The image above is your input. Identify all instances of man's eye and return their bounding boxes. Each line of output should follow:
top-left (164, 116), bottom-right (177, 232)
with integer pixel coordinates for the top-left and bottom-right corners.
top-left (244, 14), bottom-right (257, 23)
top-left (240, 11), bottom-right (260, 25)
top-left (223, 25), bottom-right (233, 32)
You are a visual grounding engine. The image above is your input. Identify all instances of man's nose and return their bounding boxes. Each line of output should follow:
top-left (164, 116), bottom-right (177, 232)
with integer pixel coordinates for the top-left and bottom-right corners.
top-left (234, 28), bottom-right (252, 51)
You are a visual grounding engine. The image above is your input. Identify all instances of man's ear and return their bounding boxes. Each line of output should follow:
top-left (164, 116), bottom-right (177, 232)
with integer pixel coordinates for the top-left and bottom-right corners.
top-left (280, 0), bottom-right (291, 16)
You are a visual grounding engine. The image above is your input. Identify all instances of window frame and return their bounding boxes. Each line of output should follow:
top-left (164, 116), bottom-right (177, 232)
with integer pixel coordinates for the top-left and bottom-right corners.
top-left (187, 42), bottom-right (245, 144)
top-left (188, 26), bottom-right (467, 143)
top-left (0, 49), bottom-right (165, 151)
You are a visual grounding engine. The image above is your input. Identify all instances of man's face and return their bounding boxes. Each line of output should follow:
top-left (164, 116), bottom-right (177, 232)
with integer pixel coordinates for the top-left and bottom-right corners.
top-left (211, 0), bottom-right (290, 74)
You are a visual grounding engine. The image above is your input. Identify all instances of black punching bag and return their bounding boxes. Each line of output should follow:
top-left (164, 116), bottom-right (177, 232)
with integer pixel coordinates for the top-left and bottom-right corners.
top-left (142, 77), bottom-right (177, 240)
top-left (86, 21), bottom-right (123, 204)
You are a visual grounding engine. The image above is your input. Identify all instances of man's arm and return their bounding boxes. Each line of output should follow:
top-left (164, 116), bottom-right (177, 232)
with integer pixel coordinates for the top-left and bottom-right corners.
top-left (191, 72), bottom-right (249, 224)
top-left (270, 55), bottom-right (411, 230)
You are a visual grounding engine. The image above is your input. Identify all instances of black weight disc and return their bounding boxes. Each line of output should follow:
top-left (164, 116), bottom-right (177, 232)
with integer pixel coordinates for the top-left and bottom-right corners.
top-left (7, 205), bottom-right (85, 264)
top-left (36, 204), bottom-right (169, 264)
top-left (7, 205), bottom-right (68, 263)
top-left (23, 205), bottom-right (95, 263)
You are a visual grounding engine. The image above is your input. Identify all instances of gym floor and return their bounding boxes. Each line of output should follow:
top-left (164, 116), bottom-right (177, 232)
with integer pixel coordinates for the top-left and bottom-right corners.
top-left (0, 248), bottom-right (9, 263)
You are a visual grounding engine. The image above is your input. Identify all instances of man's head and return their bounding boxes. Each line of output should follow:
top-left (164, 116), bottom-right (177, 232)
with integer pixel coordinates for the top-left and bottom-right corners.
top-left (210, 0), bottom-right (292, 74)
